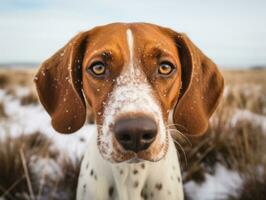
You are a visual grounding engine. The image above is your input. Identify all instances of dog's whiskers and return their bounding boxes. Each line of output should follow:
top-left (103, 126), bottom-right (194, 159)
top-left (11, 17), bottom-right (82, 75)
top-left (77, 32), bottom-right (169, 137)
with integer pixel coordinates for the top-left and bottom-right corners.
top-left (166, 123), bottom-right (187, 130)
top-left (171, 134), bottom-right (188, 167)
top-left (167, 128), bottom-right (192, 147)
top-left (166, 123), bottom-right (200, 137)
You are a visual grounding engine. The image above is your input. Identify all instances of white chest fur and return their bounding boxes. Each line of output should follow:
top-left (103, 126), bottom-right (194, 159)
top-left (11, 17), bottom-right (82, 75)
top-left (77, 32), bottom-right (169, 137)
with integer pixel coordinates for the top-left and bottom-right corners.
top-left (76, 131), bottom-right (184, 200)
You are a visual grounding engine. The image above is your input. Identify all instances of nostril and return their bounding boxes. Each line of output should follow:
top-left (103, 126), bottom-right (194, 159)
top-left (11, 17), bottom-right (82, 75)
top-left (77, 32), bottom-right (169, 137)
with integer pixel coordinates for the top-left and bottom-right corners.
top-left (117, 134), bottom-right (131, 143)
top-left (142, 133), bottom-right (155, 141)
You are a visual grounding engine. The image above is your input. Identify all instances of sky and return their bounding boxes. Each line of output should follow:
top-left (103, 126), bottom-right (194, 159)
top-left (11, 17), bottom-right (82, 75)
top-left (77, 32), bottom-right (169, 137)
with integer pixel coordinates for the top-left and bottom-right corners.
top-left (0, 0), bottom-right (265, 68)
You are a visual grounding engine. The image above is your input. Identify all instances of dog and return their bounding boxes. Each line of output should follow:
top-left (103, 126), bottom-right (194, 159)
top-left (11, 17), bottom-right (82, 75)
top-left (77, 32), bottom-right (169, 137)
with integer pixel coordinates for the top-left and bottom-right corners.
top-left (35, 23), bottom-right (224, 200)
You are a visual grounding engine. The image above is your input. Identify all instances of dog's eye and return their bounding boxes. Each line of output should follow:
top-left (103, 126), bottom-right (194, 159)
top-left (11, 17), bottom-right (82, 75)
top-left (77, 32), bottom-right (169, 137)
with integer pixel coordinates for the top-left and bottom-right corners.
top-left (158, 62), bottom-right (175, 76)
top-left (88, 62), bottom-right (106, 76)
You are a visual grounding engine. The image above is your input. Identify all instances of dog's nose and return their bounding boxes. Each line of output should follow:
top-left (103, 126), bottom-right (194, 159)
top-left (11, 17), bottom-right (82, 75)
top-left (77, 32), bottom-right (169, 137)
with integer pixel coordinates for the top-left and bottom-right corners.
top-left (113, 116), bottom-right (158, 153)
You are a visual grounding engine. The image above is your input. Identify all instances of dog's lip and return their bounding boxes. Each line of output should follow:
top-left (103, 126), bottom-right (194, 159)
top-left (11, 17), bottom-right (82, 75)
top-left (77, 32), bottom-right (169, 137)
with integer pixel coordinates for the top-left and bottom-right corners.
top-left (125, 157), bottom-right (144, 164)
top-left (119, 155), bottom-right (152, 163)
top-left (113, 148), bottom-right (166, 163)
top-left (113, 153), bottom-right (164, 163)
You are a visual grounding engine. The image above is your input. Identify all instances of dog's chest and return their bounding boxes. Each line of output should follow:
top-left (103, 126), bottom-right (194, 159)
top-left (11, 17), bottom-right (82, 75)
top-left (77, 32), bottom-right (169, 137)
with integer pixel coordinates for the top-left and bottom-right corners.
top-left (77, 133), bottom-right (184, 200)
top-left (110, 162), bottom-right (150, 200)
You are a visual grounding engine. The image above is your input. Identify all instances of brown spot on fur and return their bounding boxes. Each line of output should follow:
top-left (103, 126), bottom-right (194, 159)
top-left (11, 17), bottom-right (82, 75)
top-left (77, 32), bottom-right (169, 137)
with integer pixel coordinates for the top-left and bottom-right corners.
top-left (134, 181), bottom-right (139, 188)
top-left (141, 163), bottom-right (145, 169)
top-left (109, 186), bottom-right (114, 197)
top-left (141, 189), bottom-right (148, 199)
top-left (133, 169), bottom-right (138, 174)
top-left (155, 183), bottom-right (162, 190)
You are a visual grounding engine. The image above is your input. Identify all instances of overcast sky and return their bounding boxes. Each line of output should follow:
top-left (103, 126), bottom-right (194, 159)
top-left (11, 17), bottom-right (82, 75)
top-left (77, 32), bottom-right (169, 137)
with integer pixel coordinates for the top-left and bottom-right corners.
top-left (0, 0), bottom-right (265, 67)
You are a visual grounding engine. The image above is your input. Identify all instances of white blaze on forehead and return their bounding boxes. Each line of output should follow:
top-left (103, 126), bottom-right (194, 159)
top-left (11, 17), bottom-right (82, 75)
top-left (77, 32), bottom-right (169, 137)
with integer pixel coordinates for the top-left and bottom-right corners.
top-left (126, 29), bottom-right (134, 63)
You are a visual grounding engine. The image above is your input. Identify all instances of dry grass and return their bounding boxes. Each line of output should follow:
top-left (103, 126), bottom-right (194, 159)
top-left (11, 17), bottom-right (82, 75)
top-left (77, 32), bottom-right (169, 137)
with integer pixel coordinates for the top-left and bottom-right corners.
top-left (0, 68), bottom-right (36, 88)
top-left (228, 177), bottom-right (266, 200)
top-left (0, 132), bottom-right (80, 200)
top-left (20, 92), bottom-right (39, 105)
top-left (0, 102), bottom-right (7, 118)
top-left (222, 69), bottom-right (266, 91)
top-left (0, 132), bottom-right (52, 199)
top-left (0, 73), bottom-right (9, 88)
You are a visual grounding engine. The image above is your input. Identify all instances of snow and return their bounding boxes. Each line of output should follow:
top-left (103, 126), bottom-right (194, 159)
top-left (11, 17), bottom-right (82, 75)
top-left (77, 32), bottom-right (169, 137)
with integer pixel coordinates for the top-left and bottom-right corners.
top-left (231, 109), bottom-right (266, 133)
top-left (30, 156), bottom-right (64, 180)
top-left (185, 164), bottom-right (243, 200)
top-left (0, 88), bottom-right (96, 159)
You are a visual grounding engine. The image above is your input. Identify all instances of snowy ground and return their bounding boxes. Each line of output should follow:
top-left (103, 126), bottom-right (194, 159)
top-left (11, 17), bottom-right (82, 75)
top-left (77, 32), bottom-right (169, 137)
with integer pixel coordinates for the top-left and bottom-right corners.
top-left (185, 164), bottom-right (243, 200)
top-left (0, 88), bottom-right (95, 159)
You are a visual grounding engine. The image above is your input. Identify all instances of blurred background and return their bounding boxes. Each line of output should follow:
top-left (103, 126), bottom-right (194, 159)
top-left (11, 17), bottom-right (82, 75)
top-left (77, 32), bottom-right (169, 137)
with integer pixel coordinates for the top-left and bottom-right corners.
top-left (0, 1), bottom-right (265, 200)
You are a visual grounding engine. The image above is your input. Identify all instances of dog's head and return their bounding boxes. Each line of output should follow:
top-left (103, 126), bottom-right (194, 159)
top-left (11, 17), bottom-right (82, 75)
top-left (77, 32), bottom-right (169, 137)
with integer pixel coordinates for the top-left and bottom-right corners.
top-left (35, 23), bottom-right (224, 163)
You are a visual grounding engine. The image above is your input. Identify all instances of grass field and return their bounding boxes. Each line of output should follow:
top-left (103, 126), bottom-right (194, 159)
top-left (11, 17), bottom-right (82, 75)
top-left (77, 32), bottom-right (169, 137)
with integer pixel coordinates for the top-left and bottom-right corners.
top-left (0, 67), bottom-right (265, 200)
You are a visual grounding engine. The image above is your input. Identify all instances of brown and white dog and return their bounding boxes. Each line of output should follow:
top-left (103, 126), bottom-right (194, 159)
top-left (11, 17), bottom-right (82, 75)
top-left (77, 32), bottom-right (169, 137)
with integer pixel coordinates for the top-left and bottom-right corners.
top-left (35, 23), bottom-right (224, 200)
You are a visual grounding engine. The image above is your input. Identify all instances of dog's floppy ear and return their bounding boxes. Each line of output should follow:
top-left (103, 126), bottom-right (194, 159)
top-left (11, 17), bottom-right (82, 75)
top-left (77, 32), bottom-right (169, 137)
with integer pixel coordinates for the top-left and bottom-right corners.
top-left (161, 28), bottom-right (224, 136)
top-left (35, 32), bottom-right (89, 133)
top-left (174, 33), bottom-right (224, 136)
